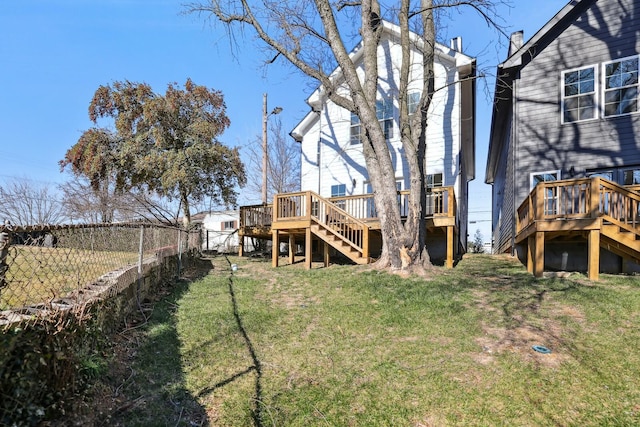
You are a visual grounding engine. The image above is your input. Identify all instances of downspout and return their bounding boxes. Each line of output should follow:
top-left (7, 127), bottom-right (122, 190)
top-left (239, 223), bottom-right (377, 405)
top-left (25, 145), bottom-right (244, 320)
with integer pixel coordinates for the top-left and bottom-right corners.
top-left (511, 72), bottom-right (519, 256)
top-left (318, 108), bottom-right (322, 195)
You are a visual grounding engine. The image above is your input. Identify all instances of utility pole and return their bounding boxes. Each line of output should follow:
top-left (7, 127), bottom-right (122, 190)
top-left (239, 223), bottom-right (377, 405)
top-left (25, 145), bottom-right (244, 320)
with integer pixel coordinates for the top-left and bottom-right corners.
top-left (261, 93), bottom-right (282, 204)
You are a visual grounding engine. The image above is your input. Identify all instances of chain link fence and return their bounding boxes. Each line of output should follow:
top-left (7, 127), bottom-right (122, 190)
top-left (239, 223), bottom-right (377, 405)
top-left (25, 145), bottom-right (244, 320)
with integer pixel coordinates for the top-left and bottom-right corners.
top-left (0, 222), bottom-right (201, 313)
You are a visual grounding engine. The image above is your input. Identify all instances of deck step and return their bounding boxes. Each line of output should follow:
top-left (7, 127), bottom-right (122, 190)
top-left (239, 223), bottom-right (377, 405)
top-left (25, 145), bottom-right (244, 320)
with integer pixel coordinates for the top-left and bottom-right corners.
top-left (601, 224), bottom-right (640, 262)
top-left (310, 223), bottom-right (369, 264)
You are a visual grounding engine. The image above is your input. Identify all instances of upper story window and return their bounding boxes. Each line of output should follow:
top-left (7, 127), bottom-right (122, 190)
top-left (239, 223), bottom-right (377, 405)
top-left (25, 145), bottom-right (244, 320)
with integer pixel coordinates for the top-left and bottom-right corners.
top-left (604, 55), bottom-right (639, 117)
top-left (376, 98), bottom-right (394, 139)
top-left (408, 92), bottom-right (421, 115)
top-left (350, 99), bottom-right (394, 144)
top-left (350, 112), bottom-right (361, 145)
top-left (562, 66), bottom-right (596, 123)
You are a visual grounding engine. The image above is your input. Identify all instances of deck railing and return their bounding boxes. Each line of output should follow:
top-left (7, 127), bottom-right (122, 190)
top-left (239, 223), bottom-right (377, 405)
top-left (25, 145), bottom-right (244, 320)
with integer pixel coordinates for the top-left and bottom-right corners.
top-left (272, 191), bottom-right (370, 256)
top-left (239, 204), bottom-right (273, 229)
top-left (327, 186), bottom-right (455, 220)
top-left (240, 186), bottom-right (456, 229)
top-left (516, 177), bottom-right (640, 233)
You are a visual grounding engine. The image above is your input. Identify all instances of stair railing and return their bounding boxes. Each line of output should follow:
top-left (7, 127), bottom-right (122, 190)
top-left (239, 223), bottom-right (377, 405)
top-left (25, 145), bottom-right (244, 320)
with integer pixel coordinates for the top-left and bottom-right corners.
top-left (310, 192), bottom-right (370, 258)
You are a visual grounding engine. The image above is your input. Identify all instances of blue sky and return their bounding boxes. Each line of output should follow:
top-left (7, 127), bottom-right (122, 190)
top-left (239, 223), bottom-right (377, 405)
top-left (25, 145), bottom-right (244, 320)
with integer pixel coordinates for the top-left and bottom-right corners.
top-left (0, 0), bottom-right (569, 239)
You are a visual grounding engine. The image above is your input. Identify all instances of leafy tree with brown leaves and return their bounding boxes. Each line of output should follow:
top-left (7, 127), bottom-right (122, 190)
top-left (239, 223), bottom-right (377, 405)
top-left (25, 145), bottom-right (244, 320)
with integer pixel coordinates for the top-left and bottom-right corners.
top-left (61, 79), bottom-right (246, 227)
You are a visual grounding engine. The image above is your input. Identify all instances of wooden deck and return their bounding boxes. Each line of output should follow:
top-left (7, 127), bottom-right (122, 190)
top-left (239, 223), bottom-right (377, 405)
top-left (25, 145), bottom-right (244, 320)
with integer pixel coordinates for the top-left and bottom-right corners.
top-left (239, 187), bottom-right (458, 269)
top-left (516, 177), bottom-right (640, 280)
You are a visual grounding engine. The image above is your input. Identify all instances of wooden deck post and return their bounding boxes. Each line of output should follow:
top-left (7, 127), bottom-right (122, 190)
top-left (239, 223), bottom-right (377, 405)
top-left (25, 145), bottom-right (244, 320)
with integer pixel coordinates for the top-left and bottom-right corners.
top-left (272, 230), bottom-right (279, 268)
top-left (305, 227), bottom-right (312, 270)
top-left (362, 228), bottom-right (369, 261)
top-left (588, 229), bottom-right (600, 281)
top-left (324, 240), bottom-right (330, 267)
top-left (289, 233), bottom-right (295, 264)
top-left (534, 231), bottom-right (544, 278)
top-left (446, 225), bottom-right (454, 269)
top-left (527, 235), bottom-right (534, 274)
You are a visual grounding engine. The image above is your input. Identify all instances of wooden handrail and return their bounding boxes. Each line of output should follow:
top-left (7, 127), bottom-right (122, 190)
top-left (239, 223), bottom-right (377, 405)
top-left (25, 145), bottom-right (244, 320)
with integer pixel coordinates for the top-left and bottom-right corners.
top-left (328, 186), bottom-right (456, 219)
top-left (241, 185), bottom-right (457, 228)
top-left (517, 177), bottom-right (640, 234)
top-left (598, 179), bottom-right (640, 232)
top-left (310, 192), bottom-right (370, 255)
top-left (239, 204), bottom-right (273, 228)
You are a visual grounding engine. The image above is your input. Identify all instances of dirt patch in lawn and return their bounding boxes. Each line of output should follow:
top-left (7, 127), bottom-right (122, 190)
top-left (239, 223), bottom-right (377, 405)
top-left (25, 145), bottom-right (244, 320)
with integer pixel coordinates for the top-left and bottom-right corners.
top-left (470, 289), bottom-right (585, 368)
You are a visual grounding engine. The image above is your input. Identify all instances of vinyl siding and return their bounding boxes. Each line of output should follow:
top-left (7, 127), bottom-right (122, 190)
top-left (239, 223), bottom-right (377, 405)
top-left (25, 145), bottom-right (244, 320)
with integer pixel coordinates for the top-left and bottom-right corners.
top-left (299, 34), bottom-right (465, 199)
top-left (489, 0), bottom-right (640, 253)
top-left (514, 0), bottom-right (640, 204)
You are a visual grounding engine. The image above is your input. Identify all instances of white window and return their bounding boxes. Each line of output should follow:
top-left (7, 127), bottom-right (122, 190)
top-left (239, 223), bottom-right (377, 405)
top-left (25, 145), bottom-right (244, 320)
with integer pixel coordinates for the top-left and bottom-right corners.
top-left (530, 170), bottom-right (560, 190)
top-left (531, 170), bottom-right (560, 216)
top-left (426, 173), bottom-right (443, 188)
top-left (604, 55), bottom-right (639, 117)
top-left (408, 92), bottom-right (421, 115)
top-left (587, 170), bottom-right (613, 181)
top-left (331, 184), bottom-right (346, 197)
top-left (350, 112), bottom-right (361, 145)
top-left (562, 66), bottom-right (596, 123)
top-left (221, 220), bottom-right (236, 230)
top-left (623, 168), bottom-right (640, 185)
top-left (376, 98), bottom-right (394, 139)
top-left (350, 99), bottom-right (394, 143)
top-left (331, 183), bottom-right (347, 210)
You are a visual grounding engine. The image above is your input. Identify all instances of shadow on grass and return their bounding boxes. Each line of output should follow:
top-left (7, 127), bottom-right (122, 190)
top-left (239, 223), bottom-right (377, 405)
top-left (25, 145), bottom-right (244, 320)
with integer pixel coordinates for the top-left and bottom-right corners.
top-left (106, 257), bottom-right (215, 427)
top-left (196, 255), bottom-right (265, 427)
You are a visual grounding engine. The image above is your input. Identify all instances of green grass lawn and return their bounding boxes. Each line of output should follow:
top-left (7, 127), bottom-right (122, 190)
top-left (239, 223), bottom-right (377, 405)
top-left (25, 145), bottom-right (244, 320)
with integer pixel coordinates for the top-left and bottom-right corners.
top-left (100, 254), bottom-right (640, 426)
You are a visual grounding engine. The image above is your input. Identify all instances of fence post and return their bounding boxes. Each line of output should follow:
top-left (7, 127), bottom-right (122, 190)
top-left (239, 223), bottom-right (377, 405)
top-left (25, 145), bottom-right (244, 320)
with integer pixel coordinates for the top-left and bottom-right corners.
top-left (0, 222), bottom-right (11, 291)
top-left (137, 225), bottom-right (145, 285)
top-left (177, 229), bottom-right (182, 278)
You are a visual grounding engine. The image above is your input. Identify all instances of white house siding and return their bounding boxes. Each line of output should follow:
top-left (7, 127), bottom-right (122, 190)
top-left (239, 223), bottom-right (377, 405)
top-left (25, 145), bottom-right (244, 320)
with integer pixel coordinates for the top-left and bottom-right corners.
top-left (201, 211), bottom-right (245, 253)
top-left (299, 116), bottom-right (321, 193)
top-left (299, 34), bottom-right (465, 200)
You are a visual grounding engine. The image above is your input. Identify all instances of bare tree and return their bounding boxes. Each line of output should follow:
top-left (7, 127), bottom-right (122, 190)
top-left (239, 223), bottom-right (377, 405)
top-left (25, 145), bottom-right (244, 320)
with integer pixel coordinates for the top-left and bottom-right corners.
top-left (0, 179), bottom-right (65, 225)
top-left (60, 175), bottom-right (185, 225)
top-left (245, 117), bottom-right (301, 203)
top-left (59, 175), bottom-right (118, 224)
top-left (189, 0), bottom-right (505, 269)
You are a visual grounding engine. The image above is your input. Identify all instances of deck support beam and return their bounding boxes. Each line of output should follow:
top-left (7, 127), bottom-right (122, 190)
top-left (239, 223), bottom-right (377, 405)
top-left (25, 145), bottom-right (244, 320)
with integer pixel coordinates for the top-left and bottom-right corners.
top-left (446, 226), bottom-right (454, 269)
top-left (324, 241), bottom-right (330, 267)
top-left (305, 227), bottom-right (312, 270)
top-left (533, 231), bottom-right (545, 278)
top-left (272, 230), bottom-right (279, 268)
top-left (588, 229), bottom-right (600, 281)
top-left (526, 235), bottom-right (534, 274)
top-left (238, 234), bottom-right (244, 257)
top-left (289, 234), bottom-right (295, 264)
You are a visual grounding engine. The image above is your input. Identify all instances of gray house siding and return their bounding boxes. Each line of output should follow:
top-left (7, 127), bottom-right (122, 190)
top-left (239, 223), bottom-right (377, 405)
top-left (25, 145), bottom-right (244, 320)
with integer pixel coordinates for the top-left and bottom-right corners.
top-left (513, 0), bottom-right (640, 207)
top-left (488, 0), bottom-right (640, 256)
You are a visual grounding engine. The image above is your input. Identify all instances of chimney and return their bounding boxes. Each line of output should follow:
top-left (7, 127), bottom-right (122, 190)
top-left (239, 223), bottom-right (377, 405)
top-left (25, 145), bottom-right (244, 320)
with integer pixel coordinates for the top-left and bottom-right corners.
top-left (508, 31), bottom-right (524, 56)
top-left (450, 36), bottom-right (462, 52)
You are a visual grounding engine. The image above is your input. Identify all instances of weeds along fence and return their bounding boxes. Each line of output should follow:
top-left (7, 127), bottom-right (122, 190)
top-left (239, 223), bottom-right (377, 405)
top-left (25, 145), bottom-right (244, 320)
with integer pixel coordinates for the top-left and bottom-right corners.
top-left (0, 222), bottom-right (201, 319)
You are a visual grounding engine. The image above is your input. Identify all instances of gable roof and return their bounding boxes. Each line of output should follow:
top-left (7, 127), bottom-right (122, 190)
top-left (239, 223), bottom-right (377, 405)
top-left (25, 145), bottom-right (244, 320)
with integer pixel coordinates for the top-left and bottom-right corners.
top-left (485, 0), bottom-right (596, 184)
top-left (290, 20), bottom-right (476, 142)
